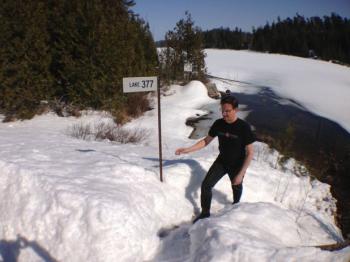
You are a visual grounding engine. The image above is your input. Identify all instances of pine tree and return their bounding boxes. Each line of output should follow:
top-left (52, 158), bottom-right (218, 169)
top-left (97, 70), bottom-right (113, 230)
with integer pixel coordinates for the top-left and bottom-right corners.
top-left (0, 0), bottom-right (158, 121)
top-left (47, 0), bottom-right (157, 122)
top-left (0, 1), bottom-right (53, 119)
top-left (161, 12), bottom-right (206, 83)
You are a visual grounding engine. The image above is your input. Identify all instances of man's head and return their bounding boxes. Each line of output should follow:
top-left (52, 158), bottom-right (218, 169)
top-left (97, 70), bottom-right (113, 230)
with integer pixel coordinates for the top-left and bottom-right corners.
top-left (220, 90), bottom-right (239, 123)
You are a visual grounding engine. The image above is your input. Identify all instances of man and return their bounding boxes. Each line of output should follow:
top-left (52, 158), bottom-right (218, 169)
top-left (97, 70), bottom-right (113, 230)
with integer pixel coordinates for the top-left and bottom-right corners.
top-left (175, 91), bottom-right (255, 223)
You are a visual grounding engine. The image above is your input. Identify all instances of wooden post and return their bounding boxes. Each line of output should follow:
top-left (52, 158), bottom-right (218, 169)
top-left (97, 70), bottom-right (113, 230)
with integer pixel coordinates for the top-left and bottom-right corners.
top-left (157, 77), bottom-right (163, 182)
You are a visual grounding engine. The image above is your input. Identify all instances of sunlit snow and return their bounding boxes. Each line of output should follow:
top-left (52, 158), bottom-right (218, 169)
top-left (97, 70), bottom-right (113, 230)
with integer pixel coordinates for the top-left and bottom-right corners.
top-left (0, 50), bottom-right (349, 261)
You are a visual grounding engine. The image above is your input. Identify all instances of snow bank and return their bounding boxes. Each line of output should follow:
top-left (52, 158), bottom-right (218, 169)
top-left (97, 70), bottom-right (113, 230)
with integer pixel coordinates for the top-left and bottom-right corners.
top-left (132, 80), bottom-right (215, 142)
top-left (189, 202), bottom-right (349, 262)
top-left (0, 113), bottom-right (192, 261)
top-left (0, 72), bottom-right (349, 260)
top-left (205, 49), bottom-right (350, 133)
top-left (0, 160), bottom-right (192, 261)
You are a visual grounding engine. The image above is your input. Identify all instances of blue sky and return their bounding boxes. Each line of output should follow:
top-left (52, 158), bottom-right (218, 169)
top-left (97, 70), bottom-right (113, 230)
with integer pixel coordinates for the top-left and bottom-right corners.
top-left (132, 0), bottom-right (350, 41)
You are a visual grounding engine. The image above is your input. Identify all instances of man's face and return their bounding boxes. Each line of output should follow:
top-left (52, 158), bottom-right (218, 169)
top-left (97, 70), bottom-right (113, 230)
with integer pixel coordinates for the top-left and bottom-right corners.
top-left (221, 103), bottom-right (237, 123)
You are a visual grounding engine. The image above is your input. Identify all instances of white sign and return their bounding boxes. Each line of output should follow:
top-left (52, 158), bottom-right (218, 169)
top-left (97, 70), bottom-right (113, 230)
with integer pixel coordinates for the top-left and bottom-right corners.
top-left (184, 63), bottom-right (193, 72)
top-left (123, 76), bottom-right (157, 93)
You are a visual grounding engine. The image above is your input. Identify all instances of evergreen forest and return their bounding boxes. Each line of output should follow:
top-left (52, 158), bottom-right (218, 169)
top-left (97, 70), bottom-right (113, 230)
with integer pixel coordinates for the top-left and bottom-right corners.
top-left (202, 13), bottom-right (350, 65)
top-left (0, 0), bottom-right (158, 122)
top-left (2, 4), bottom-right (349, 122)
top-left (203, 27), bottom-right (252, 50)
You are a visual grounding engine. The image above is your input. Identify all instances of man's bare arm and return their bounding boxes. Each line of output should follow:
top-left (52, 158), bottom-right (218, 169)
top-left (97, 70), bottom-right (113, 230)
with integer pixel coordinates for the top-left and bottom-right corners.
top-left (232, 143), bottom-right (254, 185)
top-left (175, 136), bottom-right (214, 155)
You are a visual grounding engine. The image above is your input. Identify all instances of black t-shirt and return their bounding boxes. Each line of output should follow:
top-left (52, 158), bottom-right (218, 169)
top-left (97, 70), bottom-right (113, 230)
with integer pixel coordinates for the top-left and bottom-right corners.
top-left (208, 118), bottom-right (255, 166)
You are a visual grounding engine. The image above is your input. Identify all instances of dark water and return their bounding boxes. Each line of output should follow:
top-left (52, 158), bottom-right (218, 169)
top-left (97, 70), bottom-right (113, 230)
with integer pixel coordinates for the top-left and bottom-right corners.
top-left (187, 78), bottom-right (350, 238)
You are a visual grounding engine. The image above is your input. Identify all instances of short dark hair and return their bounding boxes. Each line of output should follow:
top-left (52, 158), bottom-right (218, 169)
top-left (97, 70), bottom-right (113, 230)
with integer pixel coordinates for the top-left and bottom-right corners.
top-left (220, 90), bottom-right (239, 109)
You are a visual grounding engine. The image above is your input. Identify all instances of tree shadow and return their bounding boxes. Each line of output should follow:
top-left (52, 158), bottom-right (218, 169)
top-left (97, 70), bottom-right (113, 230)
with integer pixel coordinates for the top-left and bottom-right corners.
top-left (143, 157), bottom-right (230, 215)
top-left (0, 235), bottom-right (58, 262)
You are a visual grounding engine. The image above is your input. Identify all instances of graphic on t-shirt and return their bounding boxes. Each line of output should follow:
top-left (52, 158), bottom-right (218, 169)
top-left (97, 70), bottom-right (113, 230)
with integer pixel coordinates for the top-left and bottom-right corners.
top-left (217, 131), bottom-right (238, 139)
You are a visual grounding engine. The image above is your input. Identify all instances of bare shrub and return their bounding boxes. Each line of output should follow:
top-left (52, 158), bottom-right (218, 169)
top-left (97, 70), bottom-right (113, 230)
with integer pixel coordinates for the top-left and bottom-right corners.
top-left (126, 93), bottom-right (151, 118)
top-left (51, 98), bottom-right (81, 117)
top-left (121, 127), bottom-right (150, 144)
top-left (3, 114), bottom-right (18, 123)
top-left (36, 100), bottom-right (51, 115)
top-left (94, 122), bottom-right (149, 144)
top-left (66, 122), bottom-right (149, 144)
top-left (67, 123), bottom-right (93, 140)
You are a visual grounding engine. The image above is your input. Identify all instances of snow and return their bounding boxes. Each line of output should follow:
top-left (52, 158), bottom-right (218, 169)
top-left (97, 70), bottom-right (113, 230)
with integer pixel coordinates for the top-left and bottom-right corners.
top-left (0, 52), bottom-right (349, 261)
top-left (205, 49), bottom-right (350, 133)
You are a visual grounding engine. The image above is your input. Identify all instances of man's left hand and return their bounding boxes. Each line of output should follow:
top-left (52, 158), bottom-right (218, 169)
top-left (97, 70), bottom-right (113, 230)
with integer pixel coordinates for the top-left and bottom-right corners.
top-left (232, 172), bottom-right (244, 185)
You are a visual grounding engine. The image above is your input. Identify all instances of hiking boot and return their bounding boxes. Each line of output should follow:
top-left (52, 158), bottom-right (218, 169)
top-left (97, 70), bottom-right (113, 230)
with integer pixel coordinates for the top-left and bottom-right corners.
top-left (193, 212), bottom-right (210, 224)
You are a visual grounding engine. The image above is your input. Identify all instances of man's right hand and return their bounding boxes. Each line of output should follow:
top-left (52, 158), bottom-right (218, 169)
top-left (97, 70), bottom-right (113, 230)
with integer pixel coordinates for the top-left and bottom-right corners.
top-left (175, 136), bottom-right (213, 156)
top-left (175, 148), bottom-right (187, 155)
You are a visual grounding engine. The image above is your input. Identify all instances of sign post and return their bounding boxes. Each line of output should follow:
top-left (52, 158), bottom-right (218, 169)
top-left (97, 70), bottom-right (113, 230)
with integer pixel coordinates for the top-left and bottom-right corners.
top-left (123, 76), bottom-right (163, 182)
top-left (156, 77), bottom-right (163, 182)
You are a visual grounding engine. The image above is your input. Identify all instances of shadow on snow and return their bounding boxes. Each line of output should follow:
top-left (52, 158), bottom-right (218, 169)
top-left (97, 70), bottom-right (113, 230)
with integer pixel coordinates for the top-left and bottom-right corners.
top-left (0, 235), bottom-right (57, 262)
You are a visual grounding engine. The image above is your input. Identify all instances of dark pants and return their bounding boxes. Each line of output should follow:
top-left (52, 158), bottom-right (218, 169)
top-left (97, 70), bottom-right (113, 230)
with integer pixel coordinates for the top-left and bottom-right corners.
top-left (201, 159), bottom-right (243, 214)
